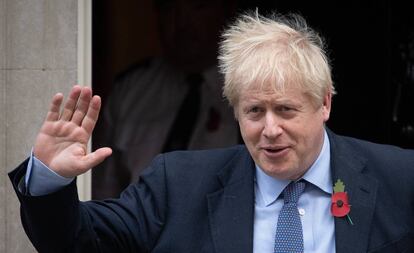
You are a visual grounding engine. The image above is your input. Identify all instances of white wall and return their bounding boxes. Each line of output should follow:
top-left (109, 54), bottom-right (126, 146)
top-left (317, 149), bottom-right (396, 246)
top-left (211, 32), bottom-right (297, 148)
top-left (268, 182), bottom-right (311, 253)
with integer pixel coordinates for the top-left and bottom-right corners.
top-left (0, 0), bottom-right (79, 252)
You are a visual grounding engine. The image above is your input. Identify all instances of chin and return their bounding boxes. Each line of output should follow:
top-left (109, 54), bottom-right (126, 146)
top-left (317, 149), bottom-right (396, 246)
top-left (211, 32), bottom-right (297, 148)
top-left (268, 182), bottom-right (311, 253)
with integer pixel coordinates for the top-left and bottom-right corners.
top-left (261, 165), bottom-right (288, 179)
top-left (260, 162), bottom-right (302, 180)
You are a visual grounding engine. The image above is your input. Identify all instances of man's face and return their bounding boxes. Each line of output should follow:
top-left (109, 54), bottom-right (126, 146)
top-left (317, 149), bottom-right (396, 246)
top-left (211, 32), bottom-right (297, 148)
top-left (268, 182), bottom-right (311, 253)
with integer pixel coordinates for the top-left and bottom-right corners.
top-left (236, 86), bottom-right (331, 180)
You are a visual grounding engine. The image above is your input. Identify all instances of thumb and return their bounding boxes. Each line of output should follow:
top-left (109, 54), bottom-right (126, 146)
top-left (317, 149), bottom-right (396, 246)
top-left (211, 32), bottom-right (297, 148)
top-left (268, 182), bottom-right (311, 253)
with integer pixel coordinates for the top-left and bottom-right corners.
top-left (82, 147), bottom-right (113, 169)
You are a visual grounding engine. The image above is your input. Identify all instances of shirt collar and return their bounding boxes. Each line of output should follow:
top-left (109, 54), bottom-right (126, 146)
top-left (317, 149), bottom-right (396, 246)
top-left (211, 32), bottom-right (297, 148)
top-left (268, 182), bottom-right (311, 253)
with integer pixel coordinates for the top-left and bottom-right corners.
top-left (255, 129), bottom-right (332, 206)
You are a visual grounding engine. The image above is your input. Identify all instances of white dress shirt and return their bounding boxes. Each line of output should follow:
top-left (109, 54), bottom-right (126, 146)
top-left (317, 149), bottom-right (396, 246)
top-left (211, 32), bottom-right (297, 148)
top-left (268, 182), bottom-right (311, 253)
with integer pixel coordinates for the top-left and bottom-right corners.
top-left (253, 130), bottom-right (336, 253)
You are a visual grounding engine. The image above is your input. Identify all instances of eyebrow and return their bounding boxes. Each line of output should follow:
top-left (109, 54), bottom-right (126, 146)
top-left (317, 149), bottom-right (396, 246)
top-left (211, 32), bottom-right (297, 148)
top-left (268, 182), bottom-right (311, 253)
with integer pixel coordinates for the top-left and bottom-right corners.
top-left (241, 97), bottom-right (299, 105)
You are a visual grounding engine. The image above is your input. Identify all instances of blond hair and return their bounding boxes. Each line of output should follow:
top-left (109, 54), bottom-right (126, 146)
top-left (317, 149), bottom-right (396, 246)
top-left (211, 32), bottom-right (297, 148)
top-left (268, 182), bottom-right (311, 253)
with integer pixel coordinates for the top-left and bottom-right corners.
top-left (219, 11), bottom-right (335, 107)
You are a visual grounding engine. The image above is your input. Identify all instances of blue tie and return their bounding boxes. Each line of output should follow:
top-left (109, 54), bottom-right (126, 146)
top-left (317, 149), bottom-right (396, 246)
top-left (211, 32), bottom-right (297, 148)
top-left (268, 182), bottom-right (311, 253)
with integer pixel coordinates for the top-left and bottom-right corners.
top-left (274, 180), bottom-right (306, 253)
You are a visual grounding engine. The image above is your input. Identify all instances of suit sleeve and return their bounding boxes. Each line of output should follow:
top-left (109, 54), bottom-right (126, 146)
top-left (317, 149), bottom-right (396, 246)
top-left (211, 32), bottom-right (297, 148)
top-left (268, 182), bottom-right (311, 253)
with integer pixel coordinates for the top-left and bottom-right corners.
top-left (8, 155), bottom-right (168, 253)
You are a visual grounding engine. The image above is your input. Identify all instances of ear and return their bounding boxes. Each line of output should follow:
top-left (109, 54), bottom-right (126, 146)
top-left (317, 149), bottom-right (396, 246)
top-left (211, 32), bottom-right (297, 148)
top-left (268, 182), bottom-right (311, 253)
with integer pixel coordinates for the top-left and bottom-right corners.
top-left (322, 92), bottom-right (332, 122)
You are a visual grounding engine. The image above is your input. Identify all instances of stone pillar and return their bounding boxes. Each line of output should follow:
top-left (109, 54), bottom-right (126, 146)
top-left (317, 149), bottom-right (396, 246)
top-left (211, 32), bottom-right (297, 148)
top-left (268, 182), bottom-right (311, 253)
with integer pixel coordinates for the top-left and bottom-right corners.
top-left (0, 0), bottom-right (78, 252)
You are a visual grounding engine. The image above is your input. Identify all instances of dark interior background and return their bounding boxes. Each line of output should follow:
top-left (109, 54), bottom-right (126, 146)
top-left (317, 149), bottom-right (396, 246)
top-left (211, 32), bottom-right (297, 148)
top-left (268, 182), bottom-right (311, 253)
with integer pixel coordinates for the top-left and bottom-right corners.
top-left (92, 0), bottom-right (414, 181)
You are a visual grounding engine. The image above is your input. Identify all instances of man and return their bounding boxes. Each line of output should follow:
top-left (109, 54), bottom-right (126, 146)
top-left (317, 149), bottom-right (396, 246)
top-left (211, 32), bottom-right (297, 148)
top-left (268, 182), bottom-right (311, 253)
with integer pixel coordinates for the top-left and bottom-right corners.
top-left (9, 11), bottom-right (414, 253)
top-left (93, 0), bottom-right (240, 198)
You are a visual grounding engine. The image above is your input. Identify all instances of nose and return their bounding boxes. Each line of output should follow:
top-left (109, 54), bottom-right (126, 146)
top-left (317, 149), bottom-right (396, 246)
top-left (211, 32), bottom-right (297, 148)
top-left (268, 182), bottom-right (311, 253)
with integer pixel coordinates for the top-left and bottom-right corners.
top-left (262, 112), bottom-right (283, 139)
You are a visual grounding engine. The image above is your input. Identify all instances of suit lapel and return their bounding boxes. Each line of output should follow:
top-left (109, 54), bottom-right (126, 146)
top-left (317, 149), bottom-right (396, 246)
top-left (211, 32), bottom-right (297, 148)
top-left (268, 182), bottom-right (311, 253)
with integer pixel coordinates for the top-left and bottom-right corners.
top-left (207, 147), bottom-right (255, 253)
top-left (206, 132), bottom-right (380, 253)
top-left (329, 131), bottom-right (379, 253)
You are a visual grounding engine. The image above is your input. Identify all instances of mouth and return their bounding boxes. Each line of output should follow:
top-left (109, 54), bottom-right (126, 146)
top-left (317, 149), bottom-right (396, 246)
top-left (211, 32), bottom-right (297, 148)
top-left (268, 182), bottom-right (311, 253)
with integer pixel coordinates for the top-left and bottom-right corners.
top-left (262, 146), bottom-right (289, 155)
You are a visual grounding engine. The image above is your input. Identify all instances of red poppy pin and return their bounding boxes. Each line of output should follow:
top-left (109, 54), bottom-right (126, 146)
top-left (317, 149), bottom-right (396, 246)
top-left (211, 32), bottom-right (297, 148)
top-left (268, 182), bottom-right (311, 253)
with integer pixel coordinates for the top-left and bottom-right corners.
top-left (331, 179), bottom-right (354, 225)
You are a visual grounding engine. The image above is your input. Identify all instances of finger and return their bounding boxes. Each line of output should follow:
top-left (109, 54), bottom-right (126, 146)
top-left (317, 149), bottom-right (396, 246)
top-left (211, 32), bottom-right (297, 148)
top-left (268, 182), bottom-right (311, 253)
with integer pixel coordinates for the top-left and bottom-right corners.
top-left (81, 95), bottom-right (102, 135)
top-left (80, 147), bottom-right (112, 170)
top-left (60, 85), bottom-right (82, 121)
top-left (71, 87), bottom-right (92, 125)
top-left (46, 93), bottom-right (64, 121)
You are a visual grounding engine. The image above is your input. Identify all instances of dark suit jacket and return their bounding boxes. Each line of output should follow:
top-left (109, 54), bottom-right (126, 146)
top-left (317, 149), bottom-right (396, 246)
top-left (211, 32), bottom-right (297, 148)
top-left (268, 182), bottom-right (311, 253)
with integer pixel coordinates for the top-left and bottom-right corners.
top-left (9, 130), bottom-right (414, 253)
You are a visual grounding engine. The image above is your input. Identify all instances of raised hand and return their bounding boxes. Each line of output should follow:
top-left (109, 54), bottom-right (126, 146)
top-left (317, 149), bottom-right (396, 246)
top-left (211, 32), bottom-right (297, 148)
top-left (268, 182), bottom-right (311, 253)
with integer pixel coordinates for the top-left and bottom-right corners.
top-left (33, 85), bottom-right (112, 178)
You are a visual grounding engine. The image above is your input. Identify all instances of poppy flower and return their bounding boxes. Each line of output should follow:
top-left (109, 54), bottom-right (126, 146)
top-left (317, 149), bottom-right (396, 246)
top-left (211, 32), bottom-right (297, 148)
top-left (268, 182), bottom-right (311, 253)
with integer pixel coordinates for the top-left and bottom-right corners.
top-left (331, 191), bottom-right (350, 217)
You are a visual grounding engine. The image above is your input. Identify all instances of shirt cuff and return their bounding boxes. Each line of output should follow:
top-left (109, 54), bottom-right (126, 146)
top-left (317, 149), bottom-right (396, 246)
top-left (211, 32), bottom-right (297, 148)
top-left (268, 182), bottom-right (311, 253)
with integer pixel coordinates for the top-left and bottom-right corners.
top-left (25, 150), bottom-right (74, 196)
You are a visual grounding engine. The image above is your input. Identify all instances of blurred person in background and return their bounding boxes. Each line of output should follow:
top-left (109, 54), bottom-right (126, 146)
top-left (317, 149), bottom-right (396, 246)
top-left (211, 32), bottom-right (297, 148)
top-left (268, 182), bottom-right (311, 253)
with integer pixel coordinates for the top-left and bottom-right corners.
top-left (93, 0), bottom-right (241, 199)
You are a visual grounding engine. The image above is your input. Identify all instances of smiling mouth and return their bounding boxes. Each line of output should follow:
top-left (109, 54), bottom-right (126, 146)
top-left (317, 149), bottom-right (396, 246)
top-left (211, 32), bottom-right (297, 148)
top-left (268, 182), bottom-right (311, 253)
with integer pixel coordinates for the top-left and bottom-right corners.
top-left (263, 147), bottom-right (288, 154)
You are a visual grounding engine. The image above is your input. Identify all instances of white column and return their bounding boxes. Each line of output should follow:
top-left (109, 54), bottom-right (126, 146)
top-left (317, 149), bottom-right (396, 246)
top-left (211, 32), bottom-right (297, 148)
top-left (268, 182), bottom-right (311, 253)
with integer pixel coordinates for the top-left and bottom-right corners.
top-left (0, 0), bottom-right (81, 251)
top-left (77, 0), bottom-right (92, 201)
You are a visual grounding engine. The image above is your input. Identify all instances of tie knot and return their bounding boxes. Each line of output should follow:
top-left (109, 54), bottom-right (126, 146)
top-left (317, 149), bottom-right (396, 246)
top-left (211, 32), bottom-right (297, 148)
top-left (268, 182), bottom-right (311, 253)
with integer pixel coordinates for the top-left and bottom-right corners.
top-left (282, 180), bottom-right (305, 204)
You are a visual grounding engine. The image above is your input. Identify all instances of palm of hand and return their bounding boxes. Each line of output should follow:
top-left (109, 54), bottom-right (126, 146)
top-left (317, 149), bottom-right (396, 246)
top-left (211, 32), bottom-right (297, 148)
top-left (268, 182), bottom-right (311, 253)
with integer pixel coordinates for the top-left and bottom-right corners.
top-left (35, 120), bottom-right (90, 178)
top-left (33, 86), bottom-right (112, 178)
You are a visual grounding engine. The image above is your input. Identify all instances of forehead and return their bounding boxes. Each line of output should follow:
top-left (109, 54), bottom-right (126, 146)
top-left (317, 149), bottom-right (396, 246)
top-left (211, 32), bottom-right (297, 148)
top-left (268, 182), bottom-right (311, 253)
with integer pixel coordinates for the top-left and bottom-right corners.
top-left (238, 85), bottom-right (308, 104)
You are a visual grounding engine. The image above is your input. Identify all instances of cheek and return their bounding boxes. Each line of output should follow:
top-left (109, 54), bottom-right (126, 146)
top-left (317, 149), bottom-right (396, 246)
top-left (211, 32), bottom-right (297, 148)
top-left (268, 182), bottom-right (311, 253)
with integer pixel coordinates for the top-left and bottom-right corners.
top-left (295, 122), bottom-right (325, 154)
top-left (239, 120), bottom-right (260, 142)
top-left (238, 120), bottom-right (249, 139)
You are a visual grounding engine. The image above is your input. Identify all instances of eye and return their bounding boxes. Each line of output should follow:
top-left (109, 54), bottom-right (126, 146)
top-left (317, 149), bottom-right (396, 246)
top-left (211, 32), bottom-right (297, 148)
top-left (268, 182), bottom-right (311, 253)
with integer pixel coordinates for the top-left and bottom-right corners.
top-left (246, 106), bottom-right (264, 114)
top-left (241, 105), bottom-right (264, 119)
top-left (275, 105), bottom-right (298, 119)
top-left (248, 106), bottom-right (260, 113)
top-left (278, 106), bottom-right (293, 112)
